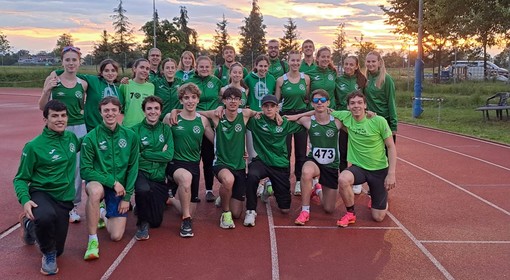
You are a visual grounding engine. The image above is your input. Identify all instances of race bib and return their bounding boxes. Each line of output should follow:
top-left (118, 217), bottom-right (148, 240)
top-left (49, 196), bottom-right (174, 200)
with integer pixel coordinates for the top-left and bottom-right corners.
top-left (312, 147), bottom-right (335, 165)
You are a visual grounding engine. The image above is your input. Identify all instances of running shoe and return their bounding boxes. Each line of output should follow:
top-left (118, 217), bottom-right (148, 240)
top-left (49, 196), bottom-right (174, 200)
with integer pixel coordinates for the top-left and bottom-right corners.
top-left (69, 207), bottom-right (81, 223)
top-left (336, 212), bottom-right (356, 228)
top-left (243, 210), bottom-right (257, 227)
top-left (220, 211), bottom-right (235, 229)
top-left (293, 181), bottom-right (302, 196)
top-left (352, 184), bottom-right (363, 195)
top-left (98, 202), bottom-right (106, 229)
top-left (180, 217), bottom-right (194, 238)
top-left (135, 222), bottom-right (150, 241)
top-left (256, 183), bottom-right (264, 197)
top-left (294, 211), bottom-right (310, 226)
top-left (311, 183), bottom-right (322, 199)
top-left (40, 250), bottom-right (58, 275)
top-left (205, 191), bottom-right (216, 202)
top-left (83, 239), bottom-right (99, 260)
top-left (19, 213), bottom-right (35, 245)
top-left (214, 196), bottom-right (222, 208)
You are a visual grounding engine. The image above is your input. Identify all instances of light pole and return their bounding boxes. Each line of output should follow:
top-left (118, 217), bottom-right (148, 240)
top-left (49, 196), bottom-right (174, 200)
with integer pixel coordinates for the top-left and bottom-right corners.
top-left (153, 0), bottom-right (157, 48)
top-left (413, 0), bottom-right (424, 118)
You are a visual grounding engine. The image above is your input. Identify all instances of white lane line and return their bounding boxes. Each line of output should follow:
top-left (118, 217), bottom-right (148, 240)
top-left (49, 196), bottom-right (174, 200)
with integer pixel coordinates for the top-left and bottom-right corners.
top-left (274, 225), bottom-right (400, 230)
top-left (420, 240), bottom-right (510, 244)
top-left (399, 158), bottom-right (510, 216)
top-left (400, 123), bottom-right (510, 149)
top-left (266, 202), bottom-right (280, 280)
top-left (387, 212), bottom-right (454, 280)
top-left (399, 135), bottom-right (510, 172)
top-left (0, 224), bottom-right (20, 240)
top-left (100, 237), bottom-right (137, 280)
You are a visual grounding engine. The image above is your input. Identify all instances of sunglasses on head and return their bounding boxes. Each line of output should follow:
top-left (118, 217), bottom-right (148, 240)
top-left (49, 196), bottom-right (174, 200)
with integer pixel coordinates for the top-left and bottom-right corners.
top-left (312, 97), bottom-right (328, 104)
top-left (62, 46), bottom-right (81, 54)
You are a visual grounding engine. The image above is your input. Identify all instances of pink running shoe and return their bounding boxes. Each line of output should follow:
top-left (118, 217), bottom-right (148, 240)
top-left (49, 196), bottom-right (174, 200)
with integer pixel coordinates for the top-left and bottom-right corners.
top-left (294, 211), bottom-right (310, 226)
top-left (336, 212), bottom-right (356, 227)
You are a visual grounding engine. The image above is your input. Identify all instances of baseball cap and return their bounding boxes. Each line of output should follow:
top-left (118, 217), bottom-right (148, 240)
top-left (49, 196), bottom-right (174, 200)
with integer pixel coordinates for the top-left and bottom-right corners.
top-left (261, 95), bottom-right (278, 106)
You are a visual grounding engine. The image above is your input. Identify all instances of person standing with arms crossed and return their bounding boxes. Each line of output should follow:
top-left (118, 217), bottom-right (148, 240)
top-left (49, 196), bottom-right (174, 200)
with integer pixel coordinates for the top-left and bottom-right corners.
top-left (15, 100), bottom-right (80, 275)
top-left (81, 96), bottom-right (139, 260)
top-left (306, 46), bottom-right (338, 109)
top-left (39, 45), bottom-right (88, 224)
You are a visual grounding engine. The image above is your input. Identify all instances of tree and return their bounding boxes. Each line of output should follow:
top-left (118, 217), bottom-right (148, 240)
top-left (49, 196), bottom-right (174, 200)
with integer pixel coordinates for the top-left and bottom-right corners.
top-left (353, 34), bottom-right (378, 68)
top-left (53, 33), bottom-right (74, 57)
top-left (0, 31), bottom-right (11, 54)
top-left (140, 16), bottom-right (186, 60)
top-left (239, 0), bottom-right (266, 68)
top-left (279, 18), bottom-right (299, 59)
top-left (174, 6), bottom-right (201, 54)
top-left (332, 23), bottom-right (348, 68)
top-left (211, 14), bottom-right (230, 64)
top-left (111, 0), bottom-right (136, 71)
top-left (92, 30), bottom-right (113, 64)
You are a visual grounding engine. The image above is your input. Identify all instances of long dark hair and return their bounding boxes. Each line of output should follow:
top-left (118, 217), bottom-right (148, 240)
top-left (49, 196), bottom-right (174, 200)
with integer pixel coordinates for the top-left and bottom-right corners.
top-left (345, 56), bottom-right (367, 90)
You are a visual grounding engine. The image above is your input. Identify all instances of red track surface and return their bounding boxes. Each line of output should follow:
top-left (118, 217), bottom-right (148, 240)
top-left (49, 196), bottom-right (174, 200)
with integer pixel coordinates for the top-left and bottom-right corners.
top-left (1, 88), bottom-right (509, 279)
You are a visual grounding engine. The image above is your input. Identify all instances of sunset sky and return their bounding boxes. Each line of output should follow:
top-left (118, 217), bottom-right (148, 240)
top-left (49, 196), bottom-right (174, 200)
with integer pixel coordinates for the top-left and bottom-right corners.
top-left (1, 0), bottom-right (405, 56)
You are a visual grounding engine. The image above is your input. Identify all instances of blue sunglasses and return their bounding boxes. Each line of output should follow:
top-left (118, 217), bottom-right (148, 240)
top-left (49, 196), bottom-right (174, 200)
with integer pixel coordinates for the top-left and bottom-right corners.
top-left (312, 97), bottom-right (329, 104)
top-left (62, 46), bottom-right (81, 54)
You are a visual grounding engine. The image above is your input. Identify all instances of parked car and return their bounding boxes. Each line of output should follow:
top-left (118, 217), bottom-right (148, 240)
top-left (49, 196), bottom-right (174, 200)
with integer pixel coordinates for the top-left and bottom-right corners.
top-left (446, 60), bottom-right (509, 80)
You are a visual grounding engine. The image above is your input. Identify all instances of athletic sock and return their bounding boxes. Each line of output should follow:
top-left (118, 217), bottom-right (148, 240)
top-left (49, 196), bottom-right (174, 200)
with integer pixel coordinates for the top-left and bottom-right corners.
top-left (88, 234), bottom-right (98, 243)
top-left (206, 190), bottom-right (213, 194)
top-left (301, 205), bottom-right (310, 213)
top-left (346, 205), bottom-right (355, 214)
top-left (315, 189), bottom-right (322, 196)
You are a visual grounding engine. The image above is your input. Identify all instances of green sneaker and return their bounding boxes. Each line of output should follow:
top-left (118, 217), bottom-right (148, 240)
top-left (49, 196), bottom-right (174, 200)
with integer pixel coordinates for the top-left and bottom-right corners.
top-left (98, 202), bottom-right (106, 229)
top-left (220, 211), bottom-right (235, 229)
top-left (84, 239), bottom-right (99, 260)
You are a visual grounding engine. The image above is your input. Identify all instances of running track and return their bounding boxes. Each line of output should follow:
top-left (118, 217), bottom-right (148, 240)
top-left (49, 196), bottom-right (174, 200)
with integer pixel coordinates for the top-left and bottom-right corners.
top-left (0, 88), bottom-right (509, 279)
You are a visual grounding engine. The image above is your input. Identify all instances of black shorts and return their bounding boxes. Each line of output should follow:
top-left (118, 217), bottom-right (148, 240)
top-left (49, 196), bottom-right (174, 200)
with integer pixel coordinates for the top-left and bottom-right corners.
top-left (166, 160), bottom-right (201, 203)
top-left (213, 165), bottom-right (247, 201)
top-left (346, 165), bottom-right (388, 210)
top-left (305, 158), bottom-right (339, 189)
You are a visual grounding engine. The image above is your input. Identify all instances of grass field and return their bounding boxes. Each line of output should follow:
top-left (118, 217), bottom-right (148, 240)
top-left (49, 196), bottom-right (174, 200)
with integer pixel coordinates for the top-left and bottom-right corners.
top-left (1, 65), bottom-right (509, 144)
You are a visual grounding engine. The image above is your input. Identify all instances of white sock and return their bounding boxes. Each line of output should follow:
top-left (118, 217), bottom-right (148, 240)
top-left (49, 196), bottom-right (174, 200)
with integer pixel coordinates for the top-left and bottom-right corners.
top-left (88, 234), bottom-right (98, 243)
top-left (206, 190), bottom-right (213, 194)
top-left (302, 205), bottom-right (310, 212)
top-left (100, 208), bottom-right (107, 220)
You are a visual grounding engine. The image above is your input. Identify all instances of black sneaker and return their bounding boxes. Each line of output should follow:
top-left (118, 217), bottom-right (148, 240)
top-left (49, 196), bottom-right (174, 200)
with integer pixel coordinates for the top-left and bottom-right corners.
top-left (191, 196), bottom-right (201, 203)
top-left (19, 214), bottom-right (35, 245)
top-left (205, 192), bottom-right (216, 202)
top-left (180, 217), bottom-right (194, 238)
top-left (135, 222), bottom-right (149, 241)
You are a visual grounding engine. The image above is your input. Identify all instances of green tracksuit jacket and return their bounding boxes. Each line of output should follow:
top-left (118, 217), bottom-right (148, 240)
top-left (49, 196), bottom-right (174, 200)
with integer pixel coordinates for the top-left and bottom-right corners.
top-left (14, 127), bottom-right (80, 206)
top-left (80, 123), bottom-right (139, 201)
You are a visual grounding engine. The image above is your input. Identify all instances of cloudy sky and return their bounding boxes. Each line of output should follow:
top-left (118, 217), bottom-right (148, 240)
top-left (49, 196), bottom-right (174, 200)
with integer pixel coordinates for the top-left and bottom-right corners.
top-left (1, 0), bottom-right (404, 56)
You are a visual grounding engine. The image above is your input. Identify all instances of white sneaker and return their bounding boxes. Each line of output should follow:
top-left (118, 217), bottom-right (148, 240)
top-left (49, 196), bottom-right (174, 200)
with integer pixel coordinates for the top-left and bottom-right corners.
top-left (352, 184), bottom-right (363, 195)
top-left (69, 207), bottom-right (80, 223)
top-left (214, 196), bottom-right (222, 208)
top-left (293, 181), bottom-right (301, 196)
top-left (243, 210), bottom-right (257, 227)
top-left (256, 183), bottom-right (264, 197)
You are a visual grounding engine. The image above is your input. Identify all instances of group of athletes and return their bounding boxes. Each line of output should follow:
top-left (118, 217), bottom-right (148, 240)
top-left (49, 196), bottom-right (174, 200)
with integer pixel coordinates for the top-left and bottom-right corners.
top-left (13, 38), bottom-right (397, 275)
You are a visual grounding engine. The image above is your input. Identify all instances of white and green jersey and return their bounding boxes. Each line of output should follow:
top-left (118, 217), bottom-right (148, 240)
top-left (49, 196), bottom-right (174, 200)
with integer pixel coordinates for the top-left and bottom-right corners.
top-left (213, 109), bottom-right (246, 170)
top-left (171, 113), bottom-right (204, 162)
top-left (51, 78), bottom-right (85, 126)
top-left (280, 73), bottom-right (308, 112)
top-left (307, 115), bottom-right (340, 169)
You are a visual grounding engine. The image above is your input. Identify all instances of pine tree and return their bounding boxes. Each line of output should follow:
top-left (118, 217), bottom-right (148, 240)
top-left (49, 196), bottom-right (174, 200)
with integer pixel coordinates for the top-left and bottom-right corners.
top-left (211, 14), bottom-right (230, 64)
top-left (111, 0), bottom-right (136, 71)
top-left (140, 16), bottom-right (186, 60)
top-left (332, 23), bottom-right (347, 68)
top-left (279, 18), bottom-right (299, 59)
top-left (53, 33), bottom-right (74, 57)
top-left (92, 30), bottom-right (113, 64)
top-left (174, 6), bottom-right (201, 54)
top-left (239, 0), bottom-right (266, 68)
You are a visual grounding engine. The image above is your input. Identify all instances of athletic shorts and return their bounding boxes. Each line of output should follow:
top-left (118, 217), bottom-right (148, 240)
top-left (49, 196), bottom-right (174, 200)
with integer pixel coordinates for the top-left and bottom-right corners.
top-left (104, 187), bottom-right (128, 218)
top-left (305, 158), bottom-right (339, 189)
top-left (346, 165), bottom-right (388, 210)
top-left (213, 165), bottom-right (246, 201)
top-left (166, 160), bottom-right (201, 203)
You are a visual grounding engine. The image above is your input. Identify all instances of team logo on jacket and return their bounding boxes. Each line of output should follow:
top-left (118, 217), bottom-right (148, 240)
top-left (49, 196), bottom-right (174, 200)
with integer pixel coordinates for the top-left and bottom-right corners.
top-left (207, 81), bottom-right (214, 89)
top-left (99, 141), bottom-right (107, 150)
top-left (119, 139), bottom-right (127, 148)
top-left (326, 129), bottom-right (335, 137)
top-left (328, 74), bottom-right (334, 81)
top-left (51, 154), bottom-right (62, 162)
top-left (69, 143), bottom-right (75, 152)
top-left (275, 126), bottom-right (283, 133)
top-left (235, 124), bottom-right (242, 132)
top-left (159, 134), bottom-right (164, 142)
top-left (75, 91), bottom-right (83, 99)
top-left (299, 84), bottom-right (306, 91)
top-left (141, 136), bottom-right (149, 146)
top-left (339, 84), bottom-right (346, 91)
top-left (276, 66), bottom-right (282, 71)
top-left (193, 126), bottom-right (201, 134)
